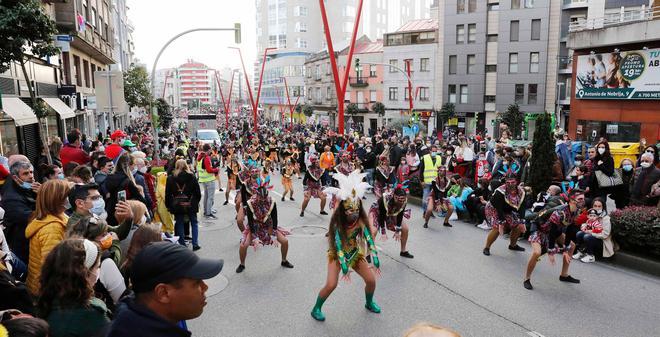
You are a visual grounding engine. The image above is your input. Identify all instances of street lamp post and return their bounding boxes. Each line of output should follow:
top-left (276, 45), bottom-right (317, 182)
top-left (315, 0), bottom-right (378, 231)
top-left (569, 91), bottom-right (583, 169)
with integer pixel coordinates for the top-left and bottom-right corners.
top-left (230, 47), bottom-right (276, 133)
top-left (361, 61), bottom-right (415, 126)
top-left (149, 25), bottom-right (241, 163)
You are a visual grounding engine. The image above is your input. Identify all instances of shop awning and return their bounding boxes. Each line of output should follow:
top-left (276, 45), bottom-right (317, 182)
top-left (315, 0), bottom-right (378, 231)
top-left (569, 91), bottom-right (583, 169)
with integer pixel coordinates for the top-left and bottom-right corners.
top-left (0, 97), bottom-right (38, 126)
top-left (42, 97), bottom-right (76, 119)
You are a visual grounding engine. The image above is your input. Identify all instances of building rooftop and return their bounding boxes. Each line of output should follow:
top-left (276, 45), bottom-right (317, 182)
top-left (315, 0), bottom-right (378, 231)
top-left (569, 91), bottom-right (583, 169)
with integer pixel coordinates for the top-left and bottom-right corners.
top-left (339, 36), bottom-right (383, 55)
top-left (395, 19), bottom-right (439, 33)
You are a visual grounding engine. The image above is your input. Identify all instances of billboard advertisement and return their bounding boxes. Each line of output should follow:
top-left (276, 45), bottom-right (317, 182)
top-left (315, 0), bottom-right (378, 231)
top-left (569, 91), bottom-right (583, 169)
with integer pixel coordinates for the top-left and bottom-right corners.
top-left (575, 48), bottom-right (660, 100)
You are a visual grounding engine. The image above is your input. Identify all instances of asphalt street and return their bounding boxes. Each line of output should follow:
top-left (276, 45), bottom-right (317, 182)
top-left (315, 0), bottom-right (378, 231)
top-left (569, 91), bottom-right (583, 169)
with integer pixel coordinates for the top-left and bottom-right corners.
top-left (186, 170), bottom-right (660, 337)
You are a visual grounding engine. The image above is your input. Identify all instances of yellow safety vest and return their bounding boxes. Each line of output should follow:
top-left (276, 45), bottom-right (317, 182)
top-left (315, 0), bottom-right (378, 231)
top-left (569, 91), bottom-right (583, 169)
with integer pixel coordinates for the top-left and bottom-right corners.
top-left (422, 154), bottom-right (442, 184)
top-left (197, 156), bottom-right (215, 183)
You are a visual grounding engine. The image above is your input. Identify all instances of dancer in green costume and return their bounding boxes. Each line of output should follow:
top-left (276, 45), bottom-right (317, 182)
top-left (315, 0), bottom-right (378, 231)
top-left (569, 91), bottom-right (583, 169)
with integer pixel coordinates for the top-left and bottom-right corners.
top-left (310, 170), bottom-right (381, 321)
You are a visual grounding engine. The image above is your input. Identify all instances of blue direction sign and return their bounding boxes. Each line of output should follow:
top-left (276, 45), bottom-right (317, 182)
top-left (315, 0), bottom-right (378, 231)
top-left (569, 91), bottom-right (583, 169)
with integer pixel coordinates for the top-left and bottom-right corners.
top-left (56, 35), bottom-right (73, 42)
top-left (411, 123), bottom-right (420, 135)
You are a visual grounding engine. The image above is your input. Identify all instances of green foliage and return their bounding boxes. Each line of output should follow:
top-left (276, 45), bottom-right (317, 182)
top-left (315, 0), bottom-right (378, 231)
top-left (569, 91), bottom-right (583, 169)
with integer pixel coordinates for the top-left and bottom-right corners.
top-left (0, 0), bottom-right (59, 73)
top-left (295, 104), bottom-right (302, 113)
top-left (611, 206), bottom-right (660, 259)
top-left (528, 113), bottom-right (555, 195)
top-left (302, 104), bottom-right (313, 117)
top-left (371, 101), bottom-right (385, 116)
top-left (123, 64), bottom-right (152, 109)
top-left (154, 98), bottom-right (173, 130)
top-left (438, 103), bottom-right (455, 125)
top-left (345, 103), bottom-right (359, 115)
top-left (499, 104), bottom-right (525, 139)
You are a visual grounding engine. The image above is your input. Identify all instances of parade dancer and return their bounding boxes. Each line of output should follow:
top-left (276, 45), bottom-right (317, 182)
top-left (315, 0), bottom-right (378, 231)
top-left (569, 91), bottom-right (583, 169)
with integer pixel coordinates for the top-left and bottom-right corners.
top-left (524, 189), bottom-right (584, 290)
top-left (236, 177), bottom-right (294, 273)
top-left (373, 155), bottom-right (393, 198)
top-left (423, 166), bottom-right (454, 228)
top-left (370, 183), bottom-right (414, 258)
top-left (281, 159), bottom-right (295, 202)
top-left (223, 152), bottom-right (240, 205)
top-left (300, 154), bottom-right (328, 217)
top-left (235, 164), bottom-right (260, 233)
top-left (482, 172), bottom-right (527, 256)
top-left (311, 170), bottom-right (381, 321)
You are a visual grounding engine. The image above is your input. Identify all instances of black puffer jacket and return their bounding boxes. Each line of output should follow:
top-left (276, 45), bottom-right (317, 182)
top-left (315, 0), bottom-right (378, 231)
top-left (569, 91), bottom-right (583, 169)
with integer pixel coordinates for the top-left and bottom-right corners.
top-left (165, 171), bottom-right (201, 214)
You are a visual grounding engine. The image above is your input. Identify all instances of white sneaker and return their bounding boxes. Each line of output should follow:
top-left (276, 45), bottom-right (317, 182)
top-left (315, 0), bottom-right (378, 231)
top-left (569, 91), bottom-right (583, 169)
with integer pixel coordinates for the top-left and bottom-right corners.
top-left (477, 221), bottom-right (491, 230)
top-left (580, 254), bottom-right (596, 263)
top-left (572, 252), bottom-right (585, 260)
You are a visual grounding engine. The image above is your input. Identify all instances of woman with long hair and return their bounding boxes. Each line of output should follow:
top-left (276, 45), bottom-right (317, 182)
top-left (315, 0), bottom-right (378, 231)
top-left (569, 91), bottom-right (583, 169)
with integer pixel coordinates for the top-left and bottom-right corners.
top-left (25, 179), bottom-right (71, 295)
top-left (120, 223), bottom-right (162, 288)
top-left (104, 153), bottom-right (146, 227)
top-left (589, 140), bottom-right (615, 199)
top-left (165, 159), bottom-right (201, 250)
top-left (37, 238), bottom-right (111, 336)
top-left (311, 171), bottom-right (380, 321)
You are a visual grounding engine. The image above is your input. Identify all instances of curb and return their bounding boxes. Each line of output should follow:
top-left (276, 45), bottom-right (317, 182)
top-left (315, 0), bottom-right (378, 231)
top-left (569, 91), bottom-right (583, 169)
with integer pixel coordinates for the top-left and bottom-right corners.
top-left (407, 195), bottom-right (660, 278)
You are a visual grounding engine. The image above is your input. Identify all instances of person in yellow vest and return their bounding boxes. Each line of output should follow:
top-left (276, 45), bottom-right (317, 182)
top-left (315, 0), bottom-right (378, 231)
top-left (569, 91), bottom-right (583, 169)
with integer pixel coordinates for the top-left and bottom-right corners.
top-left (419, 145), bottom-right (445, 214)
top-left (197, 144), bottom-right (220, 219)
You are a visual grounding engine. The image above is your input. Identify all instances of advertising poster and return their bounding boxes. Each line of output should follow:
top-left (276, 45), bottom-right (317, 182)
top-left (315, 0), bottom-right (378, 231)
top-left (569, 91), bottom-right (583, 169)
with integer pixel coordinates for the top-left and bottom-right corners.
top-left (575, 48), bottom-right (660, 100)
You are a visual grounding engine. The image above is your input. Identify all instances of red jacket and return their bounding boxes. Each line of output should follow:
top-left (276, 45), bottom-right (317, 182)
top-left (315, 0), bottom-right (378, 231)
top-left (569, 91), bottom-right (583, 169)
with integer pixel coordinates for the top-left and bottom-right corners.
top-left (196, 153), bottom-right (219, 174)
top-left (105, 143), bottom-right (124, 160)
top-left (60, 144), bottom-right (90, 167)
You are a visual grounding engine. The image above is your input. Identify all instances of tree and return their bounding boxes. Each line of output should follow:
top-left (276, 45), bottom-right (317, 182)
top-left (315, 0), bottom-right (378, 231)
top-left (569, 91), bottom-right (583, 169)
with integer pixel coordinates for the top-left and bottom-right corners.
top-left (345, 103), bottom-right (359, 116)
top-left (500, 103), bottom-right (525, 139)
top-left (529, 113), bottom-right (555, 195)
top-left (123, 63), bottom-right (152, 109)
top-left (302, 104), bottom-right (313, 117)
top-left (0, 0), bottom-right (59, 163)
top-left (371, 101), bottom-right (385, 116)
top-left (154, 98), bottom-right (173, 130)
top-left (295, 104), bottom-right (302, 114)
top-left (438, 103), bottom-right (455, 130)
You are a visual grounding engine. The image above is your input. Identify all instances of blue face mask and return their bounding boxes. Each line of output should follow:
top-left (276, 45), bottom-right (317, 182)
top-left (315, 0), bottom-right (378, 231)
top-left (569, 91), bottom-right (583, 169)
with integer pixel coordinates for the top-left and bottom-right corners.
top-left (623, 164), bottom-right (633, 172)
top-left (57, 173), bottom-right (65, 180)
top-left (19, 181), bottom-right (32, 190)
top-left (91, 198), bottom-right (106, 216)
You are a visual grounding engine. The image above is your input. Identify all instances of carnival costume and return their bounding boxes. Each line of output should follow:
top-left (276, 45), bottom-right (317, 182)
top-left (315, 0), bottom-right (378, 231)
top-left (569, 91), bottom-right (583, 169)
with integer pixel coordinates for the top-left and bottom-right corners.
top-left (374, 155), bottom-right (393, 198)
top-left (330, 151), bottom-right (355, 209)
top-left (369, 183), bottom-right (414, 258)
top-left (484, 178), bottom-right (526, 235)
top-left (303, 155), bottom-right (325, 199)
top-left (310, 170), bottom-right (381, 321)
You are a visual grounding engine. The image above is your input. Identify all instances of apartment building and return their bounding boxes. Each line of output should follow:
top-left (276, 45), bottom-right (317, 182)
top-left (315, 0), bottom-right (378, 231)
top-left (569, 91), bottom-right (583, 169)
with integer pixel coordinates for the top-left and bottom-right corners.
top-left (383, 19), bottom-right (440, 134)
top-left (567, 0), bottom-right (660, 143)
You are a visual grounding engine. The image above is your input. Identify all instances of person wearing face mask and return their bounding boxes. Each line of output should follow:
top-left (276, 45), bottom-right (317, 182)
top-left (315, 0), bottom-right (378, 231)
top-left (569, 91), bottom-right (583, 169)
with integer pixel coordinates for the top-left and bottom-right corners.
top-left (589, 140), bottom-right (615, 199)
top-left (419, 145), bottom-right (445, 214)
top-left (300, 155), bottom-right (328, 217)
top-left (0, 160), bottom-right (41, 279)
top-left (572, 198), bottom-right (614, 263)
top-left (613, 158), bottom-right (635, 209)
top-left (94, 156), bottom-right (114, 197)
top-left (482, 172), bottom-right (527, 256)
top-left (630, 152), bottom-right (660, 206)
top-left (637, 145), bottom-right (659, 168)
top-left (105, 129), bottom-right (127, 160)
top-left (104, 153), bottom-right (147, 228)
top-left (566, 155), bottom-right (585, 180)
top-left (24, 179), bottom-right (71, 296)
top-left (39, 164), bottom-right (64, 182)
top-left (67, 183), bottom-right (133, 240)
top-left (370, 184), bottom-right (414, 259)
top-left (523, 189), bottom-right (585, 290)
top-left (37, 239), bottom-right (111, 336)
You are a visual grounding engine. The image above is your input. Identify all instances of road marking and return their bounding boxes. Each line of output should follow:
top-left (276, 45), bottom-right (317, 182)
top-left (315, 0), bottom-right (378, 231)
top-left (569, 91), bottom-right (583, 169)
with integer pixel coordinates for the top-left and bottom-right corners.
top-left (527, 331), bottom-right (546, 337)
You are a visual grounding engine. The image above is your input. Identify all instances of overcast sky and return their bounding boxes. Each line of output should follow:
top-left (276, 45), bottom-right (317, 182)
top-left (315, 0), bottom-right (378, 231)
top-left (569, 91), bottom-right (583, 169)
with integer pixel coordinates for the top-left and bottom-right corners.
top-left (130, 0), bottom-right (257, 74)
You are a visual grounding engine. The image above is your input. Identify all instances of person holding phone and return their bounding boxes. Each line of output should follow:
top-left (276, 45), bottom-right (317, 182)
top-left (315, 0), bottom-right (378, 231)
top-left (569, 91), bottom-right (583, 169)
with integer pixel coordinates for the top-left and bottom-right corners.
top-left (104, 154), bottom-right (147, 228)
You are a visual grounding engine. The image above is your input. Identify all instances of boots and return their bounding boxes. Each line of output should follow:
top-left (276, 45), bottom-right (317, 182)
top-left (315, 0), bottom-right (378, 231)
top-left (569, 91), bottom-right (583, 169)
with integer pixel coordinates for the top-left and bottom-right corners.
top-left (365, 292), bottom-right (381, 313)
top-left (311, 295), bottom-right (327, 321)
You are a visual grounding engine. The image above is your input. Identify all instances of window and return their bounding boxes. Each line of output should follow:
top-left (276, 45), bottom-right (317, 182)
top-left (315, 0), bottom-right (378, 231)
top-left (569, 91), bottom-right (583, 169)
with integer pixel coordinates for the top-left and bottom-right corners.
top-left (296, 38), bottom-right (308, 48)
top-left (485, 65), bottom-right (497, 72)
top-left (510, 21), bottom-right (519, 42)
top-left (404, 88), bottom-right (410, 101)
top-left (531, 19), bottom-right (541, 40)
top-left (315, 65), bottom-right (321, 80)
top-left (294, 6), bottom-right (308, 16)
top-left (370, 90), bottom-right (377, 102)
top-left (369, 65), bottom-right (377, 77)
top-left (90, 7), bottom-right (97, 27)
top-left (530, 52), bottom-right (539, 73)
top-left (457, 0), bottom-right (465, 14)
top-left (326, 62), bottom-right (331, 75)
top-left (459, 85), bottom-right (468, 104)
top-left (420, 58), bottom-right (430, 72)
top-left (91, 64), bottom-right (96, 88)
top-left (419, 87), bottom-right (430, 101)
top-left (468, 0), bottom-right (476, 12)
top-left (467, 55), bottom-right (476, 74)
top-left (524, 0), bottom-right (536, 8)
top-left (295, 22), bottom-right (307, 32)
top-left (327, 87), bottom-right (333, 100)
top-left (448, 85), bottom-right (457, 103)
top-left (456, 25), bottom-right (465, 44)
top-left (404, 59), bottom-right (413, 73)
top-left (83, 60), bottom-right (89, 87)
top-left (488, 3), bottom-right (499, 11)
top-left (509, 53), bottom-right (518, 73)
top-left (515, 84), bottom-right (524, 104)
top-left (306, 66), bottom-right (312, 78)
top-left (389, 59), bottom-right (398, 73)
top-left (389, 87), bottom-right (398, 101)
top-left (511, 0), bottom-right (520, 9)
top-left (468, 24), bottom-right (476, 43)
top-left (484, 95), bottom-right (496, 103)
top-left (449, 55), bottom-right (457, 74)
top-left (528, 84), bottom-right (538, 105)
top-left (487, 34), bottom-right (498, 42)
top-left (73, 55), bottom-right (81, 86)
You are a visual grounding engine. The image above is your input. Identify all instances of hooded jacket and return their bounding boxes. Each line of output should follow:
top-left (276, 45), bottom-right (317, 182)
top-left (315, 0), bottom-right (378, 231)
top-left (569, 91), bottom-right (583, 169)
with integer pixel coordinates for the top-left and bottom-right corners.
top-left (25, 213), bottom-right (68, 295)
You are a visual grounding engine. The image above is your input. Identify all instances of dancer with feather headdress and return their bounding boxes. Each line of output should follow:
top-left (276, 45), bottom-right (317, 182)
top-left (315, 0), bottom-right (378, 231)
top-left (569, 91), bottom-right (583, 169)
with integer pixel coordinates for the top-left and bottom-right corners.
top-left (369, 181), bottom-right (414, 259)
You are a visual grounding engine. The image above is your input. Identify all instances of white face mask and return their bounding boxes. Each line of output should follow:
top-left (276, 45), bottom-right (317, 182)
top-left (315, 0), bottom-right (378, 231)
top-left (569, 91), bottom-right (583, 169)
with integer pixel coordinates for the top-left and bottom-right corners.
top-left (641, 162), bottom-right (652, 168)
top-left (574, 161), bottom-right (582, 166)
top-left (598, 148), bottom-right (606, 155)
top-left (98, 145), bottom-right (105, 152)
top-left (139, 166), bottom-right (148, 174)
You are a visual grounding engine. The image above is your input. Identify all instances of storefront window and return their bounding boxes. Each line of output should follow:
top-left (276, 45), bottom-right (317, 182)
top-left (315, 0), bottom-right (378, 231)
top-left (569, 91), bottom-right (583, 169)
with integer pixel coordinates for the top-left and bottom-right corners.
top-left (576, 120), bottom-right (640, 143)
top-left (46, 114), bottom-right (60, 142)
top-left (0, 119), bottom-right (20, 157)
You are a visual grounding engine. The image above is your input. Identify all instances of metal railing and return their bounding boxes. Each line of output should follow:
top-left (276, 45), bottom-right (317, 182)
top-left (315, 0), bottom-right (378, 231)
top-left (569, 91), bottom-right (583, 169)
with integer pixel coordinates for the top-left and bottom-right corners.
top-left (569, 5), bottom-right (660, 32)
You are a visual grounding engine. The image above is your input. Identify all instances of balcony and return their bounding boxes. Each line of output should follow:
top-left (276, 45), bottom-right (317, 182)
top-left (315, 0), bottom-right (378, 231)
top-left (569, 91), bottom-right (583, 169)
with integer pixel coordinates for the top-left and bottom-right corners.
top-left (569, 5), bottom-right (660, 32)
top-left (562, 0), bottom-right (588, 10)
top-left (349, 77), bottom-right (369, 88)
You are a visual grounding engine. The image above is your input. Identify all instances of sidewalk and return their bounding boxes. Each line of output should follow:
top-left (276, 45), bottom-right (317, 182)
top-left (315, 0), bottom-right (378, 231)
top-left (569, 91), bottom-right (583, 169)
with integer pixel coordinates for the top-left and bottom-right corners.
top-left (406, 195), bottom-right (660, 278)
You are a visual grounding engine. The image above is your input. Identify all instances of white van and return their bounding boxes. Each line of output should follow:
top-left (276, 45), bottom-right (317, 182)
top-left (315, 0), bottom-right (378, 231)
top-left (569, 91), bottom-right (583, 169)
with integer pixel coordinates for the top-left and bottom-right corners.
top-left (196, 129), bottom-right (220, 145)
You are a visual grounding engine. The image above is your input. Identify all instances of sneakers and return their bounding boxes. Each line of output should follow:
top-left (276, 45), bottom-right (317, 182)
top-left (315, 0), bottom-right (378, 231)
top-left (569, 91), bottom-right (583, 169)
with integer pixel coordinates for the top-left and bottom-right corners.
top-left (477, 221), bottom-right (491, 230)
top-left (236, 264), bottom-right (245, 273)
top-left (290, 197), bottom-right (295, 201)
top-left (281, 196), bottom-right (285, 202)
top-left (559, 275), bottom-right (580, 284)
top-left (281, 260), bottom-right (294, 268)
top-left (320, 211), bottom-right (328, 215)
top-left (212, 209), bottom-right (217, 214)
top-left (205, 214), bottom-right (218, 219)
top-left (219, 188), bottom-right (224, 192)
top-left (482, 248), bottom-right (491, 256)
top-left (423, 222), bottom-right (428, 228)
top-left (443, 222), bottom-right (453, 227)
top-left (580, 254), bottom-right (595, 263)
top-left (400, 251), bottom-right (414, 259)
top-left (508, 245), bottom-right (526, 252)
top-left (523, 279), bottom-right (533, 290)
top-left (223, 200), bottom-right (229, 205)
top-left (299, 211), bottom-right (304, 217)
top-left (192, 245), bottom-right (201, 251)
top-left (573, 251), bottom-right (586, 260)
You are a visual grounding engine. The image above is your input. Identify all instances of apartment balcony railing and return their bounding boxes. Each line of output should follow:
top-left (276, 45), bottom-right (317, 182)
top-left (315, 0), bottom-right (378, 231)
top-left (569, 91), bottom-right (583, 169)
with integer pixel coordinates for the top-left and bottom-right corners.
top-left (569, 5), bottom-right (660, 32)
top-left (349, 77), bottom-right (369, 88)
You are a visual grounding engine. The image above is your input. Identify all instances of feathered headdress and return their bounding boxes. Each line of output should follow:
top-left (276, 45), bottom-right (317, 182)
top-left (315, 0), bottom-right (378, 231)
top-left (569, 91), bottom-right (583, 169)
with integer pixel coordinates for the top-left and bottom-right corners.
top-left (324, 170), bottom-right (371, 211)
top-left (391, 179), bottom-right (410, 196)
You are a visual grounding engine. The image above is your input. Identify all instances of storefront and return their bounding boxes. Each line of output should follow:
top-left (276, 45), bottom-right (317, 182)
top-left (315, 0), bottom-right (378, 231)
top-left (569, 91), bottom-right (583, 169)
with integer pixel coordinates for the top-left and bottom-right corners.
top-left (0, 96), bottom-right (41, 161)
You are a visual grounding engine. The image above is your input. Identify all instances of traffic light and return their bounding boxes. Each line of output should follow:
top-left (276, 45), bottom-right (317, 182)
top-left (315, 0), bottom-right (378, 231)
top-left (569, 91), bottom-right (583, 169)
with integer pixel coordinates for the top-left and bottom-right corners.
top-left (355, 58), bottom-right (360, 74)
top-left (234, 23), bottom-right (242, 44)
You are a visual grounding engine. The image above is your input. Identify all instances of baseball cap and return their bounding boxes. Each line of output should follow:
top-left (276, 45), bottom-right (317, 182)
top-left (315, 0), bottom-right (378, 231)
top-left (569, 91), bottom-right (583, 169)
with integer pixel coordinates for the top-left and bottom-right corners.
top-left (122, 139), bottom-right (137, 147)
top-left (110, 130), bottom-right (127, 140)
top-left (130, 242), bottom-right (223, 293)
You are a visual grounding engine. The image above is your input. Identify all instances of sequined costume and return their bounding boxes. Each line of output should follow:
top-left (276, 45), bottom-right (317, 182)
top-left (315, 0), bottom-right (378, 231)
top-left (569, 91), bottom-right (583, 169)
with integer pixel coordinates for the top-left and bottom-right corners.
top-left (485, 184), bottom-right (526, 235)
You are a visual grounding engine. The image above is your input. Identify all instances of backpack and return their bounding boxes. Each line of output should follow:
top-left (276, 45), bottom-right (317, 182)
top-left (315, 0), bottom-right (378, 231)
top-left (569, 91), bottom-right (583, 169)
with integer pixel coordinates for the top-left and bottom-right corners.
top-left (172, 182), bottom-right (192, 210)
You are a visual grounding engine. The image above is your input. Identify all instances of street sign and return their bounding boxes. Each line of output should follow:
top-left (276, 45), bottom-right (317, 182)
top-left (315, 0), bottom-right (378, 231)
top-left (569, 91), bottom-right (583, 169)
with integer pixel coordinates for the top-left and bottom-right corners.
top-left (87, 96), bottom-right (97, 109)
top-left (56, 35), bottom-right (73, 42)
top-left (411, 123), bottom-right (419, 135)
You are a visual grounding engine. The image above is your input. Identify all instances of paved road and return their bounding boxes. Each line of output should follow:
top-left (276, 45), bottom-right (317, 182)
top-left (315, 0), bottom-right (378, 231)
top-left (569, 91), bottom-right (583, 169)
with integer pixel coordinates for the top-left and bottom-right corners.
top-left (186, 170), bottom-right (660, 337)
